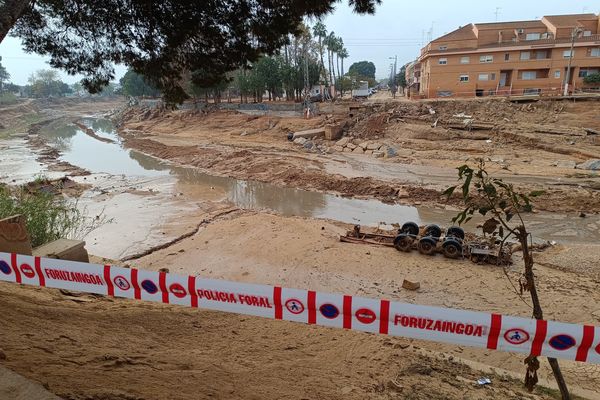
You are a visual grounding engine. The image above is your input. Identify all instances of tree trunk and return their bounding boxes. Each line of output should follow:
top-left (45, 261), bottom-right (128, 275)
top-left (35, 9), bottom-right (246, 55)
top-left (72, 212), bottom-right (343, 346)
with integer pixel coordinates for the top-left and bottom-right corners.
top-left (0, 0), bottom-right (32, 43)
top-left (518, 227), bottom-right (570, 400)
top-left (336, 54), bottom-right (341, 96)
top-left (318, 38), bottom-right (325, 83)
top-left (341, 58), bottom-right (345, 96)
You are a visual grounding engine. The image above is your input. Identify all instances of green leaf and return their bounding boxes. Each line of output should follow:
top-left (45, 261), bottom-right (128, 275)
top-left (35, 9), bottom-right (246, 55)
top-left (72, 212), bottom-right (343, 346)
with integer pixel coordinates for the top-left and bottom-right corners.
top-left (506, 212), bottom-right (514, 222)
top-left (483, 183), bottom-right (497, 197)
top-left (529, 190), bottom-right (545, 197)
top-left (462, 174), bottom-right (472, 199)
top-left (442, 186), bottom-right (456, 198)
top-left (478, 206), bottom-right (491, 215)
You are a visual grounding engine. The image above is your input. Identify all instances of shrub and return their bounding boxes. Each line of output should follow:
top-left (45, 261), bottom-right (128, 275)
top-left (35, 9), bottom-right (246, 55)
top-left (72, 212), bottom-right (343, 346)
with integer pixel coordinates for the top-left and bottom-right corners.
top-left (0, 92), bottom-right (17, 105)
top-left (0, 185), bottom-right (111, 248)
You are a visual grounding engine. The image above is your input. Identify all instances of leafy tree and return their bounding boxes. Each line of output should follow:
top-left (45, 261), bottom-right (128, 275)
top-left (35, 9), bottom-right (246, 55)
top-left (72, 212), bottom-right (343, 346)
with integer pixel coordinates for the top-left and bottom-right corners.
top-left (583, 72), bottom-right (600, 84)
top-left (119, 70), bottom-right (160, 97)
top-left (0, 56), bottom-right (10, 91)
top-left (2, 1), bottom-right (380, 104)
top-left (27, 69), bottom-right (71, 97)
top-left (397, 65), bottom-right (407, 89)
top-left (254, 56), bottom-right (283, 101)
top-left (348, 61), bottom-right (376, 79)
top-left (445, 159), bottom-right (570, 400)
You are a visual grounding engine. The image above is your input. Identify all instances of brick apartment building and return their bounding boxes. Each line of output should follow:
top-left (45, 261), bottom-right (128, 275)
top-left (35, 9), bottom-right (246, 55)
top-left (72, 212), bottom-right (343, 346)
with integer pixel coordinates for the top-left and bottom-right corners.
top-left (413, 13), bottom-right (600, 98)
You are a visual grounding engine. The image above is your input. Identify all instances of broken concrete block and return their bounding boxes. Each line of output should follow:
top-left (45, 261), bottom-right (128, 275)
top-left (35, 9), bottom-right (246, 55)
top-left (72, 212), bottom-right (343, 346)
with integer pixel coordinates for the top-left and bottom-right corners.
top-left (372, 151), bottom-right (385, 158)
top-left (352, 147), bottom-right (365, 154)
top-left (332, 145), bottom-right (344, 152)
top-left (292, 127), bottom-right (325, 140)
top-left (576, 159), bottom-right (600, 170)
top-left (346, 142), bottom-right (357, 150)
top-left (33, 239), bottom-right (89, 263)
top-left (324, 124), bottom-right (343, 141)
top-left (402, 279), bottom-right (420, 291)
top-left (386, 147), bottom-right (398, 158)
top-left (551, 160), bottom-right (577, 169)
top-left (293, 137), bottom-right (307, 145)
top-left (364, 150), bottom-right (373, 155)
top-left (343, 147), bottom-right (353, 153)
top-left (0, 215), bottom-right (32, 255)
top-left (336, 137), bottom-right (350, 147)
top-left (358, 142), bottom-right (369, 150)
top-left (367, 142), bottom-right (381, 150)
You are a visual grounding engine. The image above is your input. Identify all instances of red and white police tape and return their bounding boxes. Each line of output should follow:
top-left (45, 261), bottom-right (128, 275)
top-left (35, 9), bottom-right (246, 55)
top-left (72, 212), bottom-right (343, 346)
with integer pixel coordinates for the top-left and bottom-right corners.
top-left (1, 252), bottom-right (599, 364)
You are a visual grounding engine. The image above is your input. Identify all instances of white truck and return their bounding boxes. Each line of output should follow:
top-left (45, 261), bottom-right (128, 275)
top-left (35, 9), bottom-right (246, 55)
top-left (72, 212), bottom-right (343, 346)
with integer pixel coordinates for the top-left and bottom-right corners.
top-left (351, 81), bottom-right (370, 98)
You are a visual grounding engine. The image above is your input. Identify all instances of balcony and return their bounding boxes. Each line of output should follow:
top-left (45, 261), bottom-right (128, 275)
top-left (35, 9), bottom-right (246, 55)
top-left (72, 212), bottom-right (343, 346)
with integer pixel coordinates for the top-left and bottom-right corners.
top-left (423, 34), bottom-right (600, 57)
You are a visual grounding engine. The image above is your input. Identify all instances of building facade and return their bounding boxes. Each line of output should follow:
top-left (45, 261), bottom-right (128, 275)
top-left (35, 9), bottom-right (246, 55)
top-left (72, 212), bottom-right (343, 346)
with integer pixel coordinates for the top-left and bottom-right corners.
top-left (417, 14), bottom-right (600, 98)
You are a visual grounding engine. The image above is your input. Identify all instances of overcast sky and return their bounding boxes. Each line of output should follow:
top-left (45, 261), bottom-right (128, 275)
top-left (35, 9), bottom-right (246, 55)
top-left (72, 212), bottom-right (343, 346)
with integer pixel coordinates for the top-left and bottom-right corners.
top-left (0, 0), bottom-right (596, 85)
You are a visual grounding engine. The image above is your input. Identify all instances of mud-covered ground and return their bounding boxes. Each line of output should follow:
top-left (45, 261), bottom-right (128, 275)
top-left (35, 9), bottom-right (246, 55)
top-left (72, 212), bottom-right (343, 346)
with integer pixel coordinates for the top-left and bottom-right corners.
top-left (3, 211), bottom-right (600, 399)
top-left (2, 97), bottom-right (600, 399)
top-left (115, 97), bottom-right (600, 213)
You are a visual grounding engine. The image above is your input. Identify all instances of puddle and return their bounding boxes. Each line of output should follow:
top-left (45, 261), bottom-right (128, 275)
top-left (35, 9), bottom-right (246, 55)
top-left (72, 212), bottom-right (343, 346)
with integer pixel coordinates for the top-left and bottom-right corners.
top-left (25, 118), bottom-right (600, 247)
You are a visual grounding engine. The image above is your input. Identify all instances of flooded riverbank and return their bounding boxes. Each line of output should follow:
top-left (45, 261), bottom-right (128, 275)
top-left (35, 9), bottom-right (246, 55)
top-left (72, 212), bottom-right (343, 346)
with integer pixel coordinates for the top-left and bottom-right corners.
top-left (2, 116), bottom-right (599, 259)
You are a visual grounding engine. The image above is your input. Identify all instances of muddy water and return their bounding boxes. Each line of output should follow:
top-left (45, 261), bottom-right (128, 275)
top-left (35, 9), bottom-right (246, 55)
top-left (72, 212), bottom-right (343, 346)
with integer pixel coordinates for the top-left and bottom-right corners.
top-left (42, 118), bottom-right (422, 227)
top-left (33, 119), bottom-right (600, 247)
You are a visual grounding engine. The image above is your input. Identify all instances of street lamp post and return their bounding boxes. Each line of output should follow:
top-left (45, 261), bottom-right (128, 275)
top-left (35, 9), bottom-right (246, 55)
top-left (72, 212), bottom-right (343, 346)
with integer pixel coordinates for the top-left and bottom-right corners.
top-left (389, 55), bottom-right (397, 98)
top-left (564, 27), bottom-right (582, 96)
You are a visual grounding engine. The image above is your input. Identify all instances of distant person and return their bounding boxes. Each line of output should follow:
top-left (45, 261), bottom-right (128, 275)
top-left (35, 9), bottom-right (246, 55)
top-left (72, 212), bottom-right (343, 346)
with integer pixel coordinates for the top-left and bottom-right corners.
top-left (390, 85), bottom-right (397, 99)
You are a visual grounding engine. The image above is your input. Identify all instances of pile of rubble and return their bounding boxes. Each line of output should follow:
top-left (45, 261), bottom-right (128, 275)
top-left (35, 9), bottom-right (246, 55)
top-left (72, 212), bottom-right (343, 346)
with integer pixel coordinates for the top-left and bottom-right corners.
top-left (331, 137), bottom-right (397, 158)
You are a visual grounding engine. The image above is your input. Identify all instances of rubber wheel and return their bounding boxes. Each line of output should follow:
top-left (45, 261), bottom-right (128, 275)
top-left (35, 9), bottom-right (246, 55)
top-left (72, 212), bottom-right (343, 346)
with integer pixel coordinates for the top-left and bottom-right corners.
top-left (418, 237), bottom-right (437, 255)
top-left (470, 254), bottom-right (483, 264)
top-left (442, 239), bottom-right (463, 259)
top-left (424, 224), bottom-right (442, 239)
top-left (446, 226), bottom-right (465, 240)
top-left (394, 234), bottom-right (413, 252)
top-left (401, 222), bottom-right (419, 236)
top-left (287, 132), bottom-right (294, 141)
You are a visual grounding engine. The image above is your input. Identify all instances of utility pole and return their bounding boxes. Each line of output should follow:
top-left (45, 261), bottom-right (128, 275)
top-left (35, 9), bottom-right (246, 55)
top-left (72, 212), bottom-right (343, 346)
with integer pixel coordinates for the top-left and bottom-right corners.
top-left (389, 56), bottom-right (397, 98)
top-left (494, 7), bottom-right (501, 21)
top-left (563, 27), bottom-right (582, 96)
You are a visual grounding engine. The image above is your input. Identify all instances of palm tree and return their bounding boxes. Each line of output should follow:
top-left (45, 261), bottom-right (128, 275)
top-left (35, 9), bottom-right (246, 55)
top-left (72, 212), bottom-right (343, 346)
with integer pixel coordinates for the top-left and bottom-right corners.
top-left (326, 31), bottom-right (337, 96)
top-left (338, 46), bottom-right (349, 96)
top-left (335, 37), bottom-right (344, 94)
top-left (312, 21), bottom-right (327, 84)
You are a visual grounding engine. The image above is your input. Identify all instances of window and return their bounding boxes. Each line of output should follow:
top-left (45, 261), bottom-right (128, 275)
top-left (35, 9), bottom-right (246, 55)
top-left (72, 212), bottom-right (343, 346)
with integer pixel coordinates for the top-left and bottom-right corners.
top-left (490, 73), bottom-right (496, 80)
top-left (583, 30), bottom-right (592, 37)
top-left (520, 51), bottom-right (531, 60)
top-left (536, 50), bottom-right (548, 59)
top-left (439, 58), bottom-right (448, 65)
top-left (459, 74), bottom-right (469, 82)
top-left (437, 90), bottom-right (453, 97)
top-left (460, 56), bottom-right (470, 64)
top-left (479, 55), bottom-right (493, 63)
top-left (525, 33), bottom-right (541, 40)
top-left (439, 45), bottom-right (448, 50)
top-left (563, 50), bottom-right (574, 59)
top-left (554, 70), bottom-right (561, 79)
top-left (579, 68), bottom-right (600, 78)
top-left (478, 73), bottom-right (489, 81)
top-left (504, 53), bottom-right (510, 61)
top-left (591, 48), bottom-right (600, 57)
top-left (522, 71), bottom-right (537, 80)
